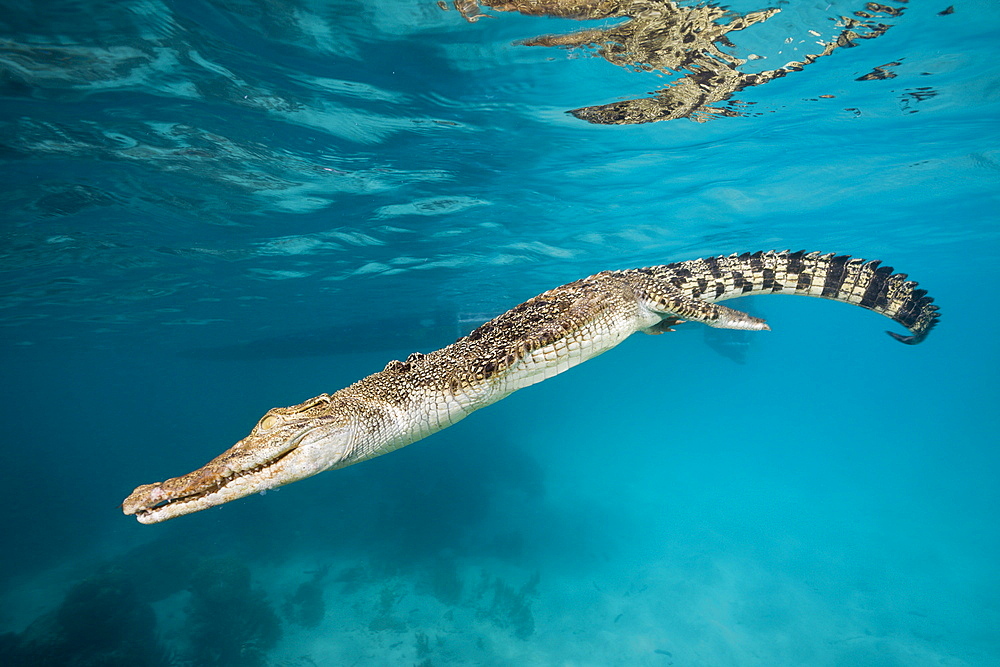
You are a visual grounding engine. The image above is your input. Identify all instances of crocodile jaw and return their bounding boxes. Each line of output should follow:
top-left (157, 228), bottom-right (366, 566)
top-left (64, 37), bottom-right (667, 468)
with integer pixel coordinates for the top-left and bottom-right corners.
top-left (123, 411), bottom-right (353, 524)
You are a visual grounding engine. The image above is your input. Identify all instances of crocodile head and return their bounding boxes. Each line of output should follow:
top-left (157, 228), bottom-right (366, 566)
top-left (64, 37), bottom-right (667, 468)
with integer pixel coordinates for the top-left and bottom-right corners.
top-left (122, 393), bottom-right (355, 524)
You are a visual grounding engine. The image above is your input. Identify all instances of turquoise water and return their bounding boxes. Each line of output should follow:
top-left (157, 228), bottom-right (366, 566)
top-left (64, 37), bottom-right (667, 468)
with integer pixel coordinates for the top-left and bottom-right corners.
top-left (2, 0), bottom-right (998, 664)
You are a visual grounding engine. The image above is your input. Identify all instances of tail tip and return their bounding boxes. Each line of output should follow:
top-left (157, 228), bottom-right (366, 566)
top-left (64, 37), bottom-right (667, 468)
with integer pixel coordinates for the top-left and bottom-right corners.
top-left (886, 330), bottom-right (924, 345)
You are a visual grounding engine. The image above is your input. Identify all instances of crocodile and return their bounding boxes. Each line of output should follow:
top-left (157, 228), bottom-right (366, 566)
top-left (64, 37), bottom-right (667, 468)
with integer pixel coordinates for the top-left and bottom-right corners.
top-left (123, 250), bottom-right (939, 524)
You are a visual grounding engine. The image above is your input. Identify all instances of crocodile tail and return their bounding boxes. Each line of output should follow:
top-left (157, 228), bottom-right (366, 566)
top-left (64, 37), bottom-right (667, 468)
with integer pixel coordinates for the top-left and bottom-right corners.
top-left (638, 250), bottom-right (940, 344)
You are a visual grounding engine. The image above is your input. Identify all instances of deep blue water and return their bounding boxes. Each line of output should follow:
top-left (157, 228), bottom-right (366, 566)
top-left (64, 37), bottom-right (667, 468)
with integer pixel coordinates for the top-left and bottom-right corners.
top-left (2, 0), bottom-right (998, 665)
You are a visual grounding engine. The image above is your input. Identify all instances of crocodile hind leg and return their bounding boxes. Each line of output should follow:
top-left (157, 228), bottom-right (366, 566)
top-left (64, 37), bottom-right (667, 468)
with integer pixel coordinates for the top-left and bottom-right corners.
top-left (633, 284), bottom-right (770, 332)
top-left (641, 316), bottom-right (683, 335)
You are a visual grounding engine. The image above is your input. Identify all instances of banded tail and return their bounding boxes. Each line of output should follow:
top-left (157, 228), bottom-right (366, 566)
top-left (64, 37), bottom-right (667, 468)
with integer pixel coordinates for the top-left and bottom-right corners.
top-left (624, 250), bottom-right (939, 344)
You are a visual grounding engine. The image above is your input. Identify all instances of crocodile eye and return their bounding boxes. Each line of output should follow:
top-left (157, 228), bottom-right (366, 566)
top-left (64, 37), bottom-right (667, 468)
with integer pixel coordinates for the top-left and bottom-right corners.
top-left (258, 414), bottom-right (279, 431)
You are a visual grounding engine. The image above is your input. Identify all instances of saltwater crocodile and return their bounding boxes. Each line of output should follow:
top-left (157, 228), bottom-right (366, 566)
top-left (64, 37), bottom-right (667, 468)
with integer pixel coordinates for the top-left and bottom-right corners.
top-left (123, 251), bottom-right (939, 524)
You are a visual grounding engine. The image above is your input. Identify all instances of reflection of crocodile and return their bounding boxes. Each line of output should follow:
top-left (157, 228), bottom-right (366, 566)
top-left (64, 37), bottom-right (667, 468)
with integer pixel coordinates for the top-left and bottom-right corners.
top-left (124, 251), bottom-right (938, 523)
top-left (447, 0), bottom-right (903, 123)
